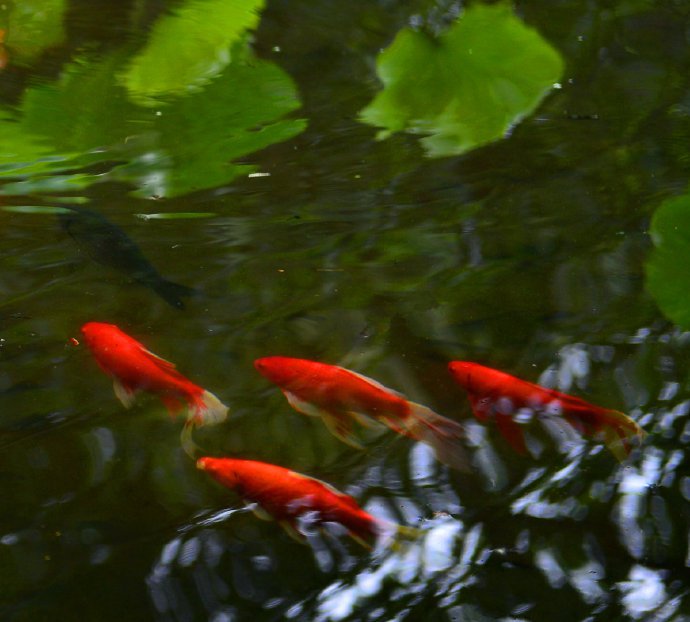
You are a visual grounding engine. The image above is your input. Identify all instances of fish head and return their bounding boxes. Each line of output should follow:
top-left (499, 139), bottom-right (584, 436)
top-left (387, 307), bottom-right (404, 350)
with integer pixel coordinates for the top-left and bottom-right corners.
top-left (448, 361), bottom-right (478, 389)
top-left (80, 322), bottom-right (116, 347)
top-left (196, 457), bottom-right (240, 488)
top-left (254, 356), bottom-right (302, 386)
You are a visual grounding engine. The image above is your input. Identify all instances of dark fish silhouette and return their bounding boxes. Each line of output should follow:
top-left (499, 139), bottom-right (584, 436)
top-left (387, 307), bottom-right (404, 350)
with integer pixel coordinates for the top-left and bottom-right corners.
top-left (59, 205), bottom-right (195, 309)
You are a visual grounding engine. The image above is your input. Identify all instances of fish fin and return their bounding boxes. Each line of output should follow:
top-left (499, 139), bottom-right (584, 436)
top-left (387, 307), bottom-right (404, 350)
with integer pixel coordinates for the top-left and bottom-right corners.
top-left (160, 394), bottom-right (186, 417)
top-left (283, 390), bottom-right (362, 447)
top-left (395, 524), bottom-right (423, 540)
top-left (113, 379), bottom-right (137, 409)
top-left (246, 502), bottom-right (274, 522)
top-left (495, 412), bottom-right (528, 455)
top-left (180, 421), bottom-right (200, 459)
top-left (287, 471), bottom-right (361, 506)
top-left (405, 402), bottom-right (471, 471)
top-left (601, 426), bottom-right (629, 462)
top-left (468, 395), bottom-right (492, 422)
top-left (348, 530), bottom-right (373, 550)
top-left (376, 522), bottom-right (423, 552)
top-left (279, 520), bottom-right (307, 544)
top-left (600, 409), bottom-right (646, 460)
top-left (149, 278), bottom-right (197, 310)
top-left (563, 406), bottom-right (646, 460)
top-left (139, 347), bottom-right (177, 370)
top-left (321, 412), bottom-right (364, 449)
top-left (340, 368), bottom-right (405, 398)
top-left (350, 411), bottom-right (385, 430)
top-left (190, 390), bottom-right (228, 427)
top-left (284, 390), bottom-right (326, 418)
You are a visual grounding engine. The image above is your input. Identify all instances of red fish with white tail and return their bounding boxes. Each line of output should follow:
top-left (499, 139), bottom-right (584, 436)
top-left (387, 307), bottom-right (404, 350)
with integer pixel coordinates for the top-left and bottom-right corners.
top-left (197, 456), bottom-right (407, 546)
top-left (448, 361), bottom-right (646, 460)
top-left (79, 322), bottom-right (228, 451)
top-left (254, 356), bottom-right (470, 471)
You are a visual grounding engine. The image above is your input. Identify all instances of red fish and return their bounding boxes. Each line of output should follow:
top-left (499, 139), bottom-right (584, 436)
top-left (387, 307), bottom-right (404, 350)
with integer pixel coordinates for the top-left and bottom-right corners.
top-left (80, 322), bottom-right (228, 448)
top-left (197, 456), bottom-right (403, 546)
top-left (254, 356), bottom-right (469, 471)
top-left (448, 361), bottom-right (646, 460)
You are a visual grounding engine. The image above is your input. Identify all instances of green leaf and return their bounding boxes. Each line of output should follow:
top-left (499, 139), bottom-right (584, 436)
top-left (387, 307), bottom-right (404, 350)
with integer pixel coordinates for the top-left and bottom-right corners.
top-left (120, 0), bottom-right (264, 103)
top-left (646, 193), bottom-right (690, 329)
top-left (360, 3), bottom-right (564, 157)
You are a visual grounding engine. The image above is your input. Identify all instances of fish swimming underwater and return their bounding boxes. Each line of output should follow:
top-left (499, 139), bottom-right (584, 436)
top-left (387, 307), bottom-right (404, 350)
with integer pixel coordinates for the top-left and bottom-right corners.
top-left (80, 322), bottom-right (227, 454)
top-left (254, 356), bottom-right (470, 471)
top-left (197, 456), bottom-right (408, 546)
top-left (60, 205), bottom-right (194, 309)
top-left (448, 361), bottom-right (646, 460)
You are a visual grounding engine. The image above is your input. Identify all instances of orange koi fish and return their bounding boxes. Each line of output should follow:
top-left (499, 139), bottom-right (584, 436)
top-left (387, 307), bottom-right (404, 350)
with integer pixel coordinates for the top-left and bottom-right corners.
top-left (448, 361), bottom-right (646, 460)
top-left (255, 356), bottom-right (470, 471)
top-left (80, 322), bottom-right (228, 451)
top-left (197, 456), bottom-right (403, 546)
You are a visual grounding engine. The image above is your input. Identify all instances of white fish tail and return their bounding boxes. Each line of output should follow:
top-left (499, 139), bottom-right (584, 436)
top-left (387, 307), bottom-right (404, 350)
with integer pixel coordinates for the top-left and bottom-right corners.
top-left (190, 390), bottom-right (229, 427)
top-left (180, 421), bottom-right (200, 459)
top-left (406, 402), bottom-right (471, 472)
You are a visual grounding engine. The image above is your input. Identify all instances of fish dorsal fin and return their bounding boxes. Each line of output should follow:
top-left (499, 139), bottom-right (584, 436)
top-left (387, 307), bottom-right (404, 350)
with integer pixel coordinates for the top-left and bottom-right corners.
top-left (287, 470), bottom-right (360, 508)
top-left (138, 345), bottom-right (192, 383)
top-left (339, 367), bottom-right (404, 398)
top-left (138, 345), bottom-right (177, 371)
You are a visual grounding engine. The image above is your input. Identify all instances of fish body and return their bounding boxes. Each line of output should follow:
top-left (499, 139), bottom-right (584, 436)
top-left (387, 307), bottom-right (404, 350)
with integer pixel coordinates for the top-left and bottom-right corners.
top-left (197, 456), bottom-right (389, 545)
top-left (255, 356), bottom-right (469, 471)
top-left (80, 322), bottom-right (227, 430)
top-left (448, 361), bottom-right (646, 460)
top-left (61, 206), bottom-right (194, 309)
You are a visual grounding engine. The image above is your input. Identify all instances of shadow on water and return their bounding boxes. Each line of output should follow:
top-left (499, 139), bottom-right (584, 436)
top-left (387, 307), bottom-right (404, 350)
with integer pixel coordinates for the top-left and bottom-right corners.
top-left (59, 205), bottom-right (196, 310)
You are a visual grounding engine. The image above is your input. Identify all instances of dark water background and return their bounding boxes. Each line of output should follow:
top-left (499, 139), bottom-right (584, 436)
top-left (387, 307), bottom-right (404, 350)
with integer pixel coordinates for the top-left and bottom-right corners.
top-left (2, 1), bottom-right (690, 620)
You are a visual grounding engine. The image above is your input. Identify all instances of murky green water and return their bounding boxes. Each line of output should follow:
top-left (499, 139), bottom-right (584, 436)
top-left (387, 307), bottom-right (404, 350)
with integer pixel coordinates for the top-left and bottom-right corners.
top-left (2, 1), bottom-right (690, 620)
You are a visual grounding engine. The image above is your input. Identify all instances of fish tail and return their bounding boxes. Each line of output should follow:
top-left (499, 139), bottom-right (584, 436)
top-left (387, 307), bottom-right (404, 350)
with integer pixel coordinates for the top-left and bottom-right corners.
top-left (598, 408), bottom-right (647, 460)
top-left (189, 390), bottom-right (229, 427)
top-left (373, 520), bottom-right (423, 551)
top-left (406, 402), bottom-right (471, 472)
top-left (150, 278), bottom-right (197, 310)
top-left (180, 421), bottom-right (201, 459)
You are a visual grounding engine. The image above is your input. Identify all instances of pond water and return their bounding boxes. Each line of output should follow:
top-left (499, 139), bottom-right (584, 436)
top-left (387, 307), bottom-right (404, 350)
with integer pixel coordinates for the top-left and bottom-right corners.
top-left (2, 1), bottom-right (690, 620)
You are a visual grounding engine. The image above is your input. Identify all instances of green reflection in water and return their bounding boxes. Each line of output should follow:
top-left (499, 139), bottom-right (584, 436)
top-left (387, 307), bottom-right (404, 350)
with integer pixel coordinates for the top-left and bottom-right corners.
top-left (121, 0), bottom-right (263, 104)
top-left (646, 193), bottom-right (690, 329)
top-left (360, 3), bottom-right (564, 157)
top-left (0, 2), bottom-right (305, 198)
top-left (1, 0), bottom-right (66, 66)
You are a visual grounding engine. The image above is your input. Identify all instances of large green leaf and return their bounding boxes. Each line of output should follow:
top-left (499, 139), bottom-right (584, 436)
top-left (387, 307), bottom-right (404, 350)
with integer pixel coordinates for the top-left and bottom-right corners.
top-left (646, 193), bottom-right (690, 329)
top-left (360, 3), bottom-right (564, 157)
top-left (121, 0), bottom-right (263, 104)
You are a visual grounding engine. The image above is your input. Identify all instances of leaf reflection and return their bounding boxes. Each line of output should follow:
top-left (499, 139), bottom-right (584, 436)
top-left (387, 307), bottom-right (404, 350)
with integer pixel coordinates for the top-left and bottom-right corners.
top-left (0, 3), bottom-right (305, 198)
